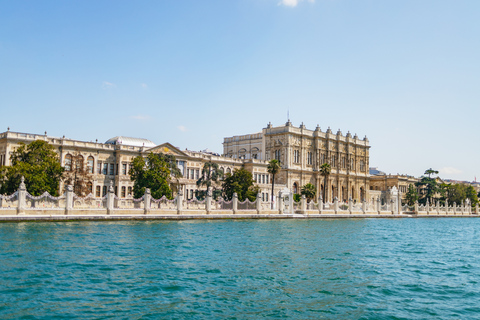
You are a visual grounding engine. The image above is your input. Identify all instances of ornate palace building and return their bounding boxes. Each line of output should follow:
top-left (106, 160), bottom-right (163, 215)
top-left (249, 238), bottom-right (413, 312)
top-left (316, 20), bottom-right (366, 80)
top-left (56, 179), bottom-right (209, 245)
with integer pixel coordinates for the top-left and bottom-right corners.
top-left (0, 121), bottom-right (371, 202)
top-left (223, 121), bottom-right (371, 202)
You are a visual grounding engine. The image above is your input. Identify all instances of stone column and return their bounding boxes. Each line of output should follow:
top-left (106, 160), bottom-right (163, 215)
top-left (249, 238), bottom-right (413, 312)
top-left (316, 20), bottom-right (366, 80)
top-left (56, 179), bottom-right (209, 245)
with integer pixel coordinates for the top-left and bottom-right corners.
top-left (348, 197), bottom-right (353, 214)
top-left (377, 197), bottom-right (381, 214)
top-left (176, 190), bottom-right (183, 215)
top-left (445, 200), bottom-right (449, 215)
top-left (362, 199), bottom-right (367, 213)
top-left (232, 192), bottom-right (238, 214)
top-left (453, 202), bottom-right (457, 215)
top-left (289, 192), bottom-right (294, 214)
top-left (278, 191), bottom-right (284, 214)
top-left (390, 199), bottom-right (395, 215)
top-left (318, 195), bottom-right (323, 214)
top-left (476, 202), bottom-right (479, 215)
top-left (436, 200), bottom-right (440, 215)
top-left (206, 187), bottom-right (212, 214)
top-left (334, 197), bottom-right (339, 214)
top-left (65, 185), bottom-right (73, 215)
top-left (461, 200), bottom-right (465, 215)
top-left (144, 188), bottom-right (151, 215)
top-left (414, 200), bottom-right (418, 215)
top-left (106, 182), bottom-right (115, 215)
top-left (300, 195), bottom-right (306, 214)
top-left (17, 176), bottom-right (27, 215)
top-left (256, 192), bottom-right (262, 214)
top-left (397, 191), bottom-right (402, 214)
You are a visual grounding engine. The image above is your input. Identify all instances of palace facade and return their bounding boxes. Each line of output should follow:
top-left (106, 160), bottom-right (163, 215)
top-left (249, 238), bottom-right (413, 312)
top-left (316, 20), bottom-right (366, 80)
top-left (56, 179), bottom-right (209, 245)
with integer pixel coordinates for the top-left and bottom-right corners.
top-left (0, 121), bottom-right (371, 202)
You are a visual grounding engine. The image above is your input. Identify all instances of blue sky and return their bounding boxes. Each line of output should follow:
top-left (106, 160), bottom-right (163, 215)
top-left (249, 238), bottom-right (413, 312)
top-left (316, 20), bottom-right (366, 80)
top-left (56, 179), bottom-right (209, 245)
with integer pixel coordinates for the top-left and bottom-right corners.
top-left (1, 0), bottom-right (479, 181)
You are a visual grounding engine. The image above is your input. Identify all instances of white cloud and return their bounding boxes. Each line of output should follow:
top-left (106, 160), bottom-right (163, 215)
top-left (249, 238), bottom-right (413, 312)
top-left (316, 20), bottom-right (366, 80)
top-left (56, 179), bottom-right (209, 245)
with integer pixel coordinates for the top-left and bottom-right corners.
top-left (279, 0), bottom-right (314, 7)
top-left (440, 167), bottom-right (462, 175)
top-left (178, 125), bottom-right (187, 132)
top-left (102, 81), bottom-right (116, 89)
top-left (130, 115), bottom-right (151, 121)
top-left (141, 83), bottom-right (148, 88)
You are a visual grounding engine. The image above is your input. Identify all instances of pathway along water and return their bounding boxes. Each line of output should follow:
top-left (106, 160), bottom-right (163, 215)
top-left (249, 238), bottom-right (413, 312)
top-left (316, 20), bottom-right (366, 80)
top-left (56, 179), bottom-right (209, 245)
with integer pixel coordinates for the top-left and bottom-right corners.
top-left (1, 218), bottom-right (479, 319)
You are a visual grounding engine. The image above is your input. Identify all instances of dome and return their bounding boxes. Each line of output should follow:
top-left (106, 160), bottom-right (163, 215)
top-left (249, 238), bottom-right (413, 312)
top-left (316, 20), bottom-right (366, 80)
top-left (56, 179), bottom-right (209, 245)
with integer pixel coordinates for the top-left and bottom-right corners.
top-left (105, 136), bottom-right (156, 148)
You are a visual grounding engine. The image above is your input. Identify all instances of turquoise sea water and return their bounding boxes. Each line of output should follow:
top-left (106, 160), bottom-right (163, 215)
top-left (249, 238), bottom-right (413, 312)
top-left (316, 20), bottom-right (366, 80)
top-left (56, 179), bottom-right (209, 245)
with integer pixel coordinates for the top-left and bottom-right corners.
top-left (1, 219), bottom-right (480, 319)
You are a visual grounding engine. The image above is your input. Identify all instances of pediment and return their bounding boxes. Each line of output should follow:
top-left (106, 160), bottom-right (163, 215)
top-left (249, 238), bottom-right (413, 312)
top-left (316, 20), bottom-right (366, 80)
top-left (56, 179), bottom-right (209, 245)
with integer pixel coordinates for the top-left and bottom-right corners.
top-left (146, 143), bottom-right (189, 158)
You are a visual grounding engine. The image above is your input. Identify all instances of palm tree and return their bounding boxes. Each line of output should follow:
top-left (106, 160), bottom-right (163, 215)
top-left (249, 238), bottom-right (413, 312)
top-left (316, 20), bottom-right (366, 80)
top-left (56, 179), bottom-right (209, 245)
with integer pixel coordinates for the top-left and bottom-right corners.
top-left (196, 162), bottom-right (223, 199)
top-left (319, 163), bottom-right (331, 203)
top-left (301, 183), bottom-right (316, 203)
top-left (267, 159), bottom-right (281, 209)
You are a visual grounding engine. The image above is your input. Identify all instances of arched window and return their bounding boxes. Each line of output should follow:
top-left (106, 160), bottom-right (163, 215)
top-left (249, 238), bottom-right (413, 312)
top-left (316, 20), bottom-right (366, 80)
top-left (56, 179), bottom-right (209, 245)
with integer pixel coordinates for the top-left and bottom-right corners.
top-left (226, 168), bottom-right (231, 174)
top-left (65, 154), bottom-right (72, 171)
top-left (75, 155), bottom-right (84, 171)
top-left (293, 182), bottom-right (298, 194)
top-left (87, 182), bottom-right (93, 195)
top-left (87, 156), bottom-right (94, 174)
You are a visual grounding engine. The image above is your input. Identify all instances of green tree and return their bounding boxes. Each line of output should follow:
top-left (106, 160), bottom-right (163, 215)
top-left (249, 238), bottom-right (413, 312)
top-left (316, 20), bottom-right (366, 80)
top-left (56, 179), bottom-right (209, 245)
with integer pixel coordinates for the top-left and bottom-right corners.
top-left (465, 185), bottom-right (478, 207)
top-left (267, 159), bottom-right (281, 208)
top-left (405, 184), bottom-right (419, 206)
top-left (129, 153), bottom-right (180, 199)
top-left (222, 168), bottom-right (260, 202)
top-left (196, 162), bottom-right (223, 200)
top-left (416, 168), bottom-right (440, 204)
top-left (301, 183), bottom-right (316, 203)
top-left (319, 163), bottom-right (331, 203)
top-left (0, 140), bottom-right (64, 196)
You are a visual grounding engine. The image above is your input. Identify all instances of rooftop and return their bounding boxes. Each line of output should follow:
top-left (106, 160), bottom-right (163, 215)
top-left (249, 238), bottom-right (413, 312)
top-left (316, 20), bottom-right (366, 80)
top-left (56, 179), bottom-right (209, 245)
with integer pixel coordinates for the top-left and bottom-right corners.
top-left (105, 136), bottom-right (156, 148)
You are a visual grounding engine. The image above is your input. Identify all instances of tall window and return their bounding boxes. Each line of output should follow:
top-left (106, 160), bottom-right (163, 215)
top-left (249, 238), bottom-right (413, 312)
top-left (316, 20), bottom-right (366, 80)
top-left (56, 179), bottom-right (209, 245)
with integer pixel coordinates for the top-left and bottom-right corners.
top-left (331, 155), bottom-right (336, 168)
top-left (307, 152), bottom-right (313, 165)
top-left (65, 154), bottom-right (72, 171)
top-left (122, 163), bottom-right (127, 175)
top-left (128, 186), bottom-right (132, 196)
top-left (75, 155), bottom-right (83, 171)
top-left (360, 160), bottom-right (365, 172)
top-left (87, 156), bottom-right (94, 174)
top-left (109, 163), bottom-right (114, 175)
top-left (294, 150), bottom-right (300, 163)
top-left (121, 186), bottom-right (126, 198)
top-left (275, 150), bottom-right (280, 161)
top-left (195, 169), bottom-right (200, 180)
top-left (103, 163), bottom-right (108, 175)
top-left (97, 161), bottom-right (102, 174)
top-left (96, 186), bottom-right (101, 197)
top-left (87, 182), bottom-right (93, 195)
top-left (102, 186), bottom-right (107, 197)
top-left (342, 157), bottom-right (346, 169)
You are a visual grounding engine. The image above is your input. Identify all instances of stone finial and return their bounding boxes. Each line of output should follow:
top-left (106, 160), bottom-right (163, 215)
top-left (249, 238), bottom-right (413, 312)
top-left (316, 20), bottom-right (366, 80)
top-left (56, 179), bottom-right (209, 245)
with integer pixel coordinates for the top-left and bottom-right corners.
top-left (44, 131), bottom-right (47, 136)
top-left (300, 122), bottom-right (306, 129)
top-left (145, 188), bottom-right (151, 195)
top-left (95, 139), bottom-right (98, 143)
top-left (285, 119), bottom-right (292, 127)
top-left (267, 122), bottom-right (272, 128)
top-left (19, 176), bottom-right (26, 191)
top-left (346, 131), bottom-right (352, 138)
top-left (7, 127), bottom-right (10, 131)
top-left (336, 129), bottom-right (342, 136)
top-left (354, 133), bottom-right (358, 139)
top-left (109, 180), bottom-right (114, 192)
top-left (63, 135), bottom-right (65, 139)
top-left (67, 185), bottom-right (73, 192)
top-left (315, 124), bottom-right (320, 132)
top-left (364, 135), bottom-right (369, 141)
top-left (326, 127), bottom-right (332, 133)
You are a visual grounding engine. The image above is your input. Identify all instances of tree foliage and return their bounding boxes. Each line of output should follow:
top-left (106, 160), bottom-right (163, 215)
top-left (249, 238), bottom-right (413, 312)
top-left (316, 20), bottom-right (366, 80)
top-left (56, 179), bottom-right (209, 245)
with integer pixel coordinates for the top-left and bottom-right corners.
top-left (404, 184), bottom-right (419, 206)
top-left (222, 168), bottom-right (260, 202)
top-left (196, 162), bottom-right (223, 200)
top-left (319, 163), bottom-right (331, 203)
top-left (0, 140), bottom-right (64, 196)
top-left (63, 149), bottom-right (92, 196)
top-left (129, 153), bottom-right (180, 199)
top-left (440, 183), bottom-right (478, 207)
top-left (416, 168), bottom-right (440, 204)
top-left (301, 183), bottom-right (316, 203)
top-left (267, 159), bottom-right (281, 207)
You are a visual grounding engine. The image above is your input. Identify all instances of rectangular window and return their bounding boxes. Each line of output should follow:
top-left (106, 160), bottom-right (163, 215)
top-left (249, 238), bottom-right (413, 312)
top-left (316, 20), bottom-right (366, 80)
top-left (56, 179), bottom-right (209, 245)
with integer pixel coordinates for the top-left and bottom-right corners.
top-left (116, 164), bottom-right (119, 175)
top-left (262, 193), bottom-right (265, 201)
top-left (122, 163), bottom-right (127, 175)
top-left (128, 186), bottom-right (132, 196)
top-left (254, 174), bottom-right (257, 182)
top-left (190, 189), bottom-right (193, 199)
top-left (96, 186), bottom-right (101, 197)
top-left (102, 186), bottom-right (107, 197)
top-left (176, 161), bottom-right (185, 176)
top-left (262, 175), bottom-right (265, 184)
top-left (109, 163), bottom-right (114, 175)
top-left (121, 186), bottom-right (126, 198)
top-left (266, 175), bottom-right (269, 184)
top-left (103, 163), bottom-right (108, 175)
top-left (266, 193), bottom-right (269, 202)
top-left (115, 186), bottom-right (118, 196)
top-left (195, 169), bottom-right (199, 180)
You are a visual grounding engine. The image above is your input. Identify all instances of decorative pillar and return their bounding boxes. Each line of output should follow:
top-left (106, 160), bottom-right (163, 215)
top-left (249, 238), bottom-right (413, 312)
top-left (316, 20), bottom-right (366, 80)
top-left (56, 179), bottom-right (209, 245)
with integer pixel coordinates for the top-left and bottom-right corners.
top-left (278, 191), bottom-right (284, 214)
top-left (17, 176), bottom-right (27, 215)
top-left (453, 202), bottom-right (457, 215)
top-left (144, 188), bottom-right (151, 215)
top-left (106, 182), bottom-right (115, 215)
top-left (300, 194), bottom-right (306, 214)
top-left (348, 197), bottom-right (353, 214)
top-left (289, 192), bottom-right (294, 214)
top-left (176, 190), bottom-right (183, 215)
top-left (206, 187), bottom-right (212, 214)
top-left (425, 198), bottom-right (429, 215)
top-left (397, 191), bottom-right (402, 215)
top-left (65, 185), bottom-right (73, 215)
top-left (476, 202), bottom-right (479, 215)
top-left (318, 195), bottom-right (323, 214)
top-left (362, 199), bottom-right (367, 213)
top-left (377, 197), bottom-right (381, 214)
top-left (414, 200), bottom-right (418, 215)
top-left (334, 197), bottom-right (339, 214)
top-left (256, 192), bottom-right (262, 214)
top-left (232, 192), bottom-right (238, 214)
top-left (436, 200), bottom-right (440, 215)
top-left (391, 199), bottom-right (395, 215)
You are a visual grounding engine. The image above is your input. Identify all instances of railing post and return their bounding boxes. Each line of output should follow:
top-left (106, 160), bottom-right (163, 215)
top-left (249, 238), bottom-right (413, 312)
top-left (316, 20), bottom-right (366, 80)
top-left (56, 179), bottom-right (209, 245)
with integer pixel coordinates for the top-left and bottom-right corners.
top-left (232, 192), bottom-right (238, 214)
top-left (426, 198), bottom-right (430, 215)
top-left (397, 191), bottom-right (402, 214)
top-left (362, 199), bottom-right (367, 213)
top-left (318, 195), bottom-right (323, 214)
top-left (17, 176), bottom-right (27, 215)
top-left (436, 200), bottom-right (440, 215)
top-left (176, 190), bottom-right (183, 215)
top-left (348, 197), bottom-right (353, 214)
top-left (445, 200), bottom-right (449, 215)
top-left (334, 197), bottom-right (339, 214)
top-left (278, 191), bottom-right (284, 214)
top-left (206, 187), bottom-right (212, 214)
top-left (256, 192), bottom-right (262, 214)
top-left (107, 182), bottom-right (115, 215)
top-left (300, 194), bottom-right (306, 214)
top-left (391, 199), bottom-right (395, 215)
top-left (65, 185), bottom-right (73, 215)
top-left (453, 202), bottom-right (457, 215)
top-left (461, 200), bottom-right (464, 215)
top-left (414, 200), bottom-right (418, 215)
top-left (377, 197), bottom-right (381, 214)
top-left (289, 192), bottom-right (294, 214)
top-left (476, 202), bottom-right (479, 215)
top-left (144, 188), bottom-right (151, 215)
